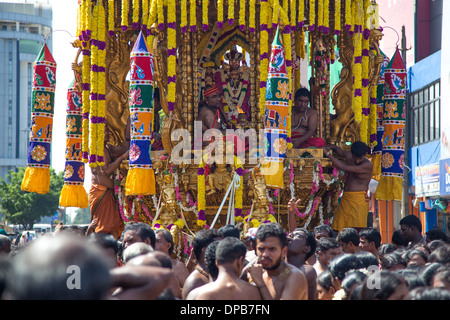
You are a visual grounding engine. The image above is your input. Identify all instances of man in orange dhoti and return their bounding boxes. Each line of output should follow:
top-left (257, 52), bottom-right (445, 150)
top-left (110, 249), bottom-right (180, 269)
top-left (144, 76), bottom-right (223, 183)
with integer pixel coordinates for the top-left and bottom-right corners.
top-left (323, 141), bottom-right (373, 232)
top-left (291, 88), bottom-right (325, 149)
top-left (88, 127), bottom-right (127, 239)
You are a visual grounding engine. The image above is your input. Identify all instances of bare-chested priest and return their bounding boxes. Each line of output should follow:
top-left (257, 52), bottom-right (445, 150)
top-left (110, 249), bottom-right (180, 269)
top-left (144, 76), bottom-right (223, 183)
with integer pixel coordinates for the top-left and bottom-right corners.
top-left (291, 88), bottom-right (325, 149)
top-left (88, 126), bottom-right (127, 239)
top-left (323, 141), bottom-right (373, 233)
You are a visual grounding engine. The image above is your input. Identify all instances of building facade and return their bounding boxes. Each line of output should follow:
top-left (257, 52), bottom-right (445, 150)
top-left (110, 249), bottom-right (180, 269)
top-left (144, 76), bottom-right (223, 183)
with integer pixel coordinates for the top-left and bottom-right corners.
top-left (0, 0), bottom-right (52, 180)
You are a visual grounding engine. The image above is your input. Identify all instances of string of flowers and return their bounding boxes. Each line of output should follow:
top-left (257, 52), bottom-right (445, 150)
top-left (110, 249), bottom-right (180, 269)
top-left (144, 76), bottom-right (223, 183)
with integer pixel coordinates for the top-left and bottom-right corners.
top-left (202, 0), bottom-right (209, 31)
top-left (323, 0), bottom-right (329, 34)
top-left (217, 0), bottom-right (224, 28)
top-left (271, 0), bottom-right (280, 29)
top-left (309, 0), bottom-right (316, 31)
top-left (334, 0), bottom-right (341, 35)
top-left (298, 0), bottom-right (305, 28)
top-left (244, 211), bottom-right (277, 228)
top-left (259, 0), bottom-right (269, 118)
top-left (181, 0), bottom-right (188, 32)
top-left (114, 169), bottom-right (130, 222)
top-left (189, 0), bottom-right (196, 32)
top-left (76, 2), bottom-right (82, 39)
top-left (121, 0), bottom-right (129, 31)
top-left (290, 0), bottom-right (296, 30)
top-left (132, 0), bottom-right (140, 30)
top-left (228, 0), bottom-right (235, 26)
top-left (249, 0), bottom-right (255, 32)
top-left (345, 0), bottom-right (352, 33)
top-left (239, 0), bottom-right (246, 31)
top-left (369, 82), bottom-right (378, 148)
top-left (360, 0), bottom-right (371, 144)
top-left (108, 0), bottom-right (115, 36)
top-left (197, 160), bottom-right (206, 227)
top-left (318, 0), bottom-right (324, 32)
top-left (147, 0), bottom-right (158, 41)
top-left (157, 0), bottom-right (165, 30)
top-left (234, 156), bottom-right (244, 223)
top-left (80, 1), bottom-right (91, 164)
top-left (167, 0), bottom-right (176, 112)
top-left (315, 161), bottom-right (340, 185)
top-left (142, 0), bottom-right (149, 33)
top-left (95, 2), bottom-right (106, 166)
top-left (89, 3), bottom-right (99, 167)
top-left (85, 0), bottom-right (92, 40)
top-left (352, 0), bottom-right (363, 124)
top-left (137, 195), bottom-right (154, 221)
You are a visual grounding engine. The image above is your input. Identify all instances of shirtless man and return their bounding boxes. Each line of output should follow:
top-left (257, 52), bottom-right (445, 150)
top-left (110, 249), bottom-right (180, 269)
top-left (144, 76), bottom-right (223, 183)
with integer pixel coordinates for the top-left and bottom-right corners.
top-left (323, 141), bottom-right (373, 232)
top-left (291, 88), bottom-right (325, 149)
top-left (242, 223), bottom-right (308, 300)
top-left (197, 84), bottom-right (230, 134)
top-left (88, 126), bottom-right (127, 239)
top-left (286, 227), bottom-right (318, 300)
top-left (154, 229), bottom-right (190, 289)
top-left (186, 237), bottom-right (262, 300)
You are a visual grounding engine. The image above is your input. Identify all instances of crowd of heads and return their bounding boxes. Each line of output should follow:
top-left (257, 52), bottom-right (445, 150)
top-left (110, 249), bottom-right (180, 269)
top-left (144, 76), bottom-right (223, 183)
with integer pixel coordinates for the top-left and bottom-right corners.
top-left (0, 215), bottom-right (449, 301)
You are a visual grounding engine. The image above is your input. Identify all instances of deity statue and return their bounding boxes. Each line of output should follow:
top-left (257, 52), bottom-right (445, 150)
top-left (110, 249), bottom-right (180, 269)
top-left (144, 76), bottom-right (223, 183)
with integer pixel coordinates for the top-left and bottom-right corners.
top-left (205, 141), bottom-right (234, 195)
top-left (157, 172), bottom-right (182, 247)
top-left (243, 168), bottom-right (270, 235)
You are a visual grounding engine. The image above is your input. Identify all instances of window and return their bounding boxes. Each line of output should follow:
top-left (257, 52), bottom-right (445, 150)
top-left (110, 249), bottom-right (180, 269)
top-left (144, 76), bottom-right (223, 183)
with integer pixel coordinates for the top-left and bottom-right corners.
top-left (408, 80), bottom-right (441, 147)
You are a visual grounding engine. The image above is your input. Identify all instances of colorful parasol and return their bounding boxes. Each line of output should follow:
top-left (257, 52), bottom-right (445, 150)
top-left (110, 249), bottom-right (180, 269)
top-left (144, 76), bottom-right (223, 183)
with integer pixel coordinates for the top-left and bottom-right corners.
top-left (375, 48), bottom-right (407, 201)
top-left (21, 44), bottom-right (56, 194)
top-left (261, 26), bottom-right (290, 189)
top-left (125, 30), bottom-right (156, 196)
top-left (59, 79), bottom-right (88, 208)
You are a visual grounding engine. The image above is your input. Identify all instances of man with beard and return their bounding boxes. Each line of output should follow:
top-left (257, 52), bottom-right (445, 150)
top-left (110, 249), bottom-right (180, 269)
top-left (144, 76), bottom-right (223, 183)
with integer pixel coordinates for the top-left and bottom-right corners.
top-left (286, 227), bottom-right (318, 300)
top-left (242, 223), bottom-right (308, 300)
top-left (323, 141), bottom-right (373, 232)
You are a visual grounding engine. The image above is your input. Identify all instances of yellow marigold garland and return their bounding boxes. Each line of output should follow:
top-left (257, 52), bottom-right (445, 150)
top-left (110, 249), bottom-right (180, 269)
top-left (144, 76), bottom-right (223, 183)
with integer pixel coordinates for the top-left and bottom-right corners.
top-left (249, 0), bottom-right (255, 32)
top-left (157, 0), bottom-right (164, 30)
top-left (132, 0), bottom-right (140, 29)
top-left (323, 0), bottom-right (329, 34)
top-left (352, 0), bottom-right (362, 124)
top-left (259, 0), bottom-right (269, 118)
top-left (142, 0), bottom-right (149, 31)
top-left (189, 0), bottom-right (196, 31)
top-left (121, 0), bottom-right (129, 31)
top-left (108, 0), bottom-right (115, 36)
top-left (298, 0), bottom-right (305, 28)
top-left (318, 0), bottom-right (324, 32)
top-left (89, 4), bottom-right (99, 167)
top-left (234, 156), bottom-right (244, 223)
top-left (309, 0), bottom-right (316, 31)
top-left (334, 0), bottom-right (341, 35)
top-left (239, 0), bottom-right (246, 31)
top-left (290, 0), bottom-right (296, 29)
top-left (96, 2), bottom-right (106, 167)
top-left (228, 0), bottom-right (235, 25)
top-left (181, 0), bottom-right (188, 32)
top-left (167, 0), bottom-right (176, 111)
top-left (202, 0), bottom-right (209, 31)
top-left (197, 161), bottom-right (206, 227)
top-left (345, 0), bottom-right (352, 32)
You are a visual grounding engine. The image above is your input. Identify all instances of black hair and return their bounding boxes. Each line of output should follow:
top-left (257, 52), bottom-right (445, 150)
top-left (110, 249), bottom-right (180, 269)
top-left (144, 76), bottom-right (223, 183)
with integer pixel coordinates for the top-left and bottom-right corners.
top-left (359, 228), bottom-right (381, 249)
top-left (216, 237), bottom-right (247, 265)
top-left (204, 240), bottom-right (220, 281)
top-left (294, 227), bottom-right (317, 260)
top-left (337, 228), bottom-right (360, 247)
top-left (402, 274), bottom-right (426, 290)
top-left (88, 233), bottom-right (120, 255)
top-left (192, 228), bottom-right (223, 261)
top-left (317, 269), bottom-right (334, 291)
top-left (419, 262), bottom-right (443, 286)
top-left (219, 224), bottom-right (240, 239)
top-left (256, 223), bottom-right (287, 248)
top-left (360, 270), bottom-right (406, 300)
top-left (155, 229), bottom-right (175, 256)
top-left (379, 251), bottom-right (407, 270)
top-left (428, 244), bottom-right (450, 264)
top-left (316, 237), bottom-right (341, 253)
top-left (399, 215), bottom-right (422, 231)
top-left (405, 249), bottom-right (428, 265)
top-left (406, 287), bottom-right (450, 300)
top-left (354, 251), bottom-right (379, 269)
top-left (294, 87), bottom-right (311, 101)
top-left (314, 224), bottom-right (334, 238)
top-left (378, 243), bottom-right (396, 257)
top-left (350, 141), bottom-right (368, 158)
top-left (123, 223), bottom-right (156, 248)
top-left (341, 270), bottom-right (368, 298)
top-left (426, 227), bottom-right (448, 243)
top-left (329, 253), bottom-right (364, 281)
top-left (391, 230), bottom-right (408, 247)
top-left (427, 240), bottom-right (446, 252)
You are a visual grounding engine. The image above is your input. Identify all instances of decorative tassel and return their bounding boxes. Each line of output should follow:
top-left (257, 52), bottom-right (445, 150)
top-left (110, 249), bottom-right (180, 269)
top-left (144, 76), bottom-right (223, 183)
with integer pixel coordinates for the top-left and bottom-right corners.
top-left (125, 31), bottom-right (156, 196)
top-left (21, 44), bottom-right (56, 194)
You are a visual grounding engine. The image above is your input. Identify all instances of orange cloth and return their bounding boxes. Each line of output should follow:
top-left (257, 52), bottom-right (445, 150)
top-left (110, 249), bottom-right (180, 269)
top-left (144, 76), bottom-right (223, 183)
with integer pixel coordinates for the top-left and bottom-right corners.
top-left (332, 191), bottom-right (369, 232)
top-left (89, 184), bottom-right (124, 238)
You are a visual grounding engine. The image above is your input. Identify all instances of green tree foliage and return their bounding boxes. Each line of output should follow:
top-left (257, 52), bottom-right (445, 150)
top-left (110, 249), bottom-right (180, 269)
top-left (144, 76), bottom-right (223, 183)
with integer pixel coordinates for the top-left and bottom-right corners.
top-left (0, 167), bottom-right (64, 230)
top-left (72, 207), bottom-right (91, 225)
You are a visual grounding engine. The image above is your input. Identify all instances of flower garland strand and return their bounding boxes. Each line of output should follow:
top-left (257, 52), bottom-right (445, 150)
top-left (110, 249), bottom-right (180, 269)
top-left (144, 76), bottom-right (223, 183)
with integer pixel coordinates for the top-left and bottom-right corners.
top-left (157, 0), bottom-right (165, 30)
top-left (81, 1), bottom-right (91, 164)
top-left (290, 0), bottom-right (296, 30)
top-left (318, 0), bottom-right (324, 32)
top-left (167, 0), bottom-right (176, 112)
top-left (108, 0), bottom-right (115, 36)
top-left (298, 0), bottom-right (305, 28)
top-left (132, 0), bottom-right (140, 30)
top-left (259, 0), bottom-right (269, 118)
top-left (239, 0), bottom-right (246, 31)
top-left (228, 0), bottom-right (235, 26)
top-left (142, 0), bottom-right (149, 32)
top-left (189, 0), bottom-right (196, 32)
top-left (121, 0), bottom-right (129, 31)
top-left (202, 0), bottom-right (209, 31)
top-left (96, 2), bottom-right (107, 166)
top-left (234, 156), bottom-right (244, 223)
top-left (217, 0), bottom-right (224, 28)
top-left (335, 0), bottom-right (341, 35)
top-left (197, 160), bottom-right (206, 227)
top-left (345, 0), bottom-right (352, 33)
top-left (89, 3), bottom-right (99, 167)
top-left (249, 0), bottom-right (255, 32)
top-left (352, 0), bottom-right (363, 124)
top-left (323, 0), bottom-right (329, 34)
top-left (360, 0), bottom-right (371, 144)
top-left (181, 0), bottom-right (188, 32)
top-left (309, 0), bottom-right (316, 31)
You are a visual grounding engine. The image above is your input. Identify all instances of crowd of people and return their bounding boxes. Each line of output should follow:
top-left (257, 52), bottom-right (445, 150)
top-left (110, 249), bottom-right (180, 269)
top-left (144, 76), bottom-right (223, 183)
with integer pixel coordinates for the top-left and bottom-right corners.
top-left (0, 212), bottom-right (449, 301)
